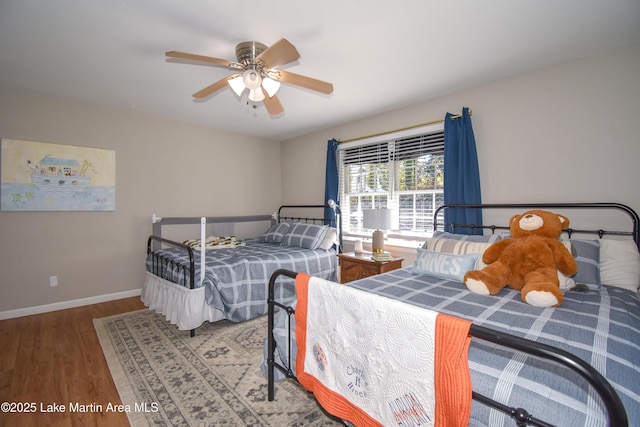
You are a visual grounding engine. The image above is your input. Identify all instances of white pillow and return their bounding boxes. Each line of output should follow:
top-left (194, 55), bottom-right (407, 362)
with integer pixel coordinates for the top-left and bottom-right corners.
top-left (317, 227), bottom-right (338, 250)
top-left (600, 240), bottom-right (640, 292)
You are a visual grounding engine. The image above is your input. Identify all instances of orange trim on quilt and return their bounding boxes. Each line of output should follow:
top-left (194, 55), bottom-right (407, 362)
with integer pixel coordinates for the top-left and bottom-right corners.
top-left (294, 272), bottom-right (310, 387)
top-left (295, 273), bottom-right (382, 427)
top-left (434, 313), bottom-right (472, 427)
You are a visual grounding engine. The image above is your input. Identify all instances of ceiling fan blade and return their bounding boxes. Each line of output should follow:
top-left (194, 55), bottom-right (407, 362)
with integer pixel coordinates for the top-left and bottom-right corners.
top-left (269, 69), bottom-right (333, 94)
top-left (256, 38), bottom-right (300, 69)
top-left (262, 91), bottom-right (284, 115)
top-left (166, 51), bottom-right (243, 69)
top-left (192, 74), bottom-right (239, 99)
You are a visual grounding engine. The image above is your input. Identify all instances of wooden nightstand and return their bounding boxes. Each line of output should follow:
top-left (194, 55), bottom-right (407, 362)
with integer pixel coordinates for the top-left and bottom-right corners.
top-left (338, 252), bottom-right (404, 284)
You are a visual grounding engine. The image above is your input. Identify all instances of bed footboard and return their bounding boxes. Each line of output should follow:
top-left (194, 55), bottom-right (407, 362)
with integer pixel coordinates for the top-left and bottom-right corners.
top-left (266, 269), bottom-right (629, 427)
top-left (267, 268), bottom-right (299, 393)
top-left (146, 235), bottom-right (199, 337)
top-left (147, 235), bottom-right (196, 289)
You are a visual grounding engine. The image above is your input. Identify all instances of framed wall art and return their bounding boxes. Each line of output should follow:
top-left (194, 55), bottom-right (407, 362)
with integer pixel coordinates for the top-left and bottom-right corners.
top-left (1, 139), bottom-right (115, 211)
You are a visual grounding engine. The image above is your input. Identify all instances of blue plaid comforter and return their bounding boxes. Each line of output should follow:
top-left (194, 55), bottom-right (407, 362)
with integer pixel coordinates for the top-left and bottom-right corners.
top-left (146, 240), bottom-right (337, 322)
top-left (266, 267), bottom-right (640, 427)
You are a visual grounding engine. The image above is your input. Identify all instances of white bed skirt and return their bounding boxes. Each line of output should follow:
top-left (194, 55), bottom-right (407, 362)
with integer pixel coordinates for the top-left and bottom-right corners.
top-left (141, 271), bottom-right (225, 330)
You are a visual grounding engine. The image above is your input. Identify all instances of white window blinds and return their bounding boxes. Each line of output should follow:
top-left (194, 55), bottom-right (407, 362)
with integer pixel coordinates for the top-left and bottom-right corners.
top-left (338, 125), bottom-right (445, 238)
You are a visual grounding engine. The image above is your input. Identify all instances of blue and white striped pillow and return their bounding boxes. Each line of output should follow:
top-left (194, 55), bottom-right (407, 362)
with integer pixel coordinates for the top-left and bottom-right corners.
top-left (259, 222), bottom-right (291, 244)
top-left (423, 231), bottom-right (501, 249)
top-left (281, 223), bottom-right (328, 250)
top-left (423, 231), bottom-right (501, 270)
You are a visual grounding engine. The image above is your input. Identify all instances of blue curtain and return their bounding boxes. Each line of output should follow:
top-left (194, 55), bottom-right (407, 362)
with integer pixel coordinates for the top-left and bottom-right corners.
top-left (443, 107), bottom-right (482, 234)
top-left (323, 138), bottom-right (339, 224)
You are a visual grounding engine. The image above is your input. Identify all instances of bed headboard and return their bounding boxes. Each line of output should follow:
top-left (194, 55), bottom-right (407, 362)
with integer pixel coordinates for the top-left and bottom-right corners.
top-left (150, 203), bottom-right (343, 251)
top-left (276, 205), bottom-right (328, 224)
top-left (433, 203), bottom-right (640, 250)
top-left (277, 204), bottom-right (343, 252)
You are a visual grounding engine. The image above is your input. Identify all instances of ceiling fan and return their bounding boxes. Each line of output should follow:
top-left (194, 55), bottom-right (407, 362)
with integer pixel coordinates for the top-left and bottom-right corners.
top-left (165, 38), bottom-right (333, 115)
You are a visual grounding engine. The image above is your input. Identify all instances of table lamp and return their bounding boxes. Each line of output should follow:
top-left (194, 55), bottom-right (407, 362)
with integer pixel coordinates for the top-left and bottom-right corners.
top-left (363, 209), bottom-right (391, 254)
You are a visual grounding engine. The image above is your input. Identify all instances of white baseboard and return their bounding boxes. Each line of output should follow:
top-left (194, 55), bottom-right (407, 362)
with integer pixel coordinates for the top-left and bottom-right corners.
top-left (0, 288), bottom-right (142, 321)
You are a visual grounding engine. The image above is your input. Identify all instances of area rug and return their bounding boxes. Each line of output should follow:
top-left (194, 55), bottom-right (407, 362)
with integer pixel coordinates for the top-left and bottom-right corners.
top-left (94, 309), bottom-right (341, 426)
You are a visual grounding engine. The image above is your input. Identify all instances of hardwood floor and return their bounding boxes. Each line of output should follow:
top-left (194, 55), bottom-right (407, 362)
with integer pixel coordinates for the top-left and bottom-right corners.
top-left (0, 297), bottom-right (146, 427)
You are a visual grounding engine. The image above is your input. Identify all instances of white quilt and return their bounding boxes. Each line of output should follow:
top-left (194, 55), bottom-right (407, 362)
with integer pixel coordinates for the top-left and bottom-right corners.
top-left (295, 273), bottom-right (473, 427)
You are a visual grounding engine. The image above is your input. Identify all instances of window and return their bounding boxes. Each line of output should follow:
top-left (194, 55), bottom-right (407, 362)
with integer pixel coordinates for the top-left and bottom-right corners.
top-left (338, 123), bottom-right (444, 242)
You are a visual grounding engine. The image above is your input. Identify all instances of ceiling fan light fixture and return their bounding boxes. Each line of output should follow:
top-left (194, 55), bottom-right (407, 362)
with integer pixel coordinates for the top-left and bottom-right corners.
top-left (261, 77), bottom-right (280, 98)
top-left (228, 75), bottom-right (245, 96)
top-left (248, 88), bottom-right (265, 102)
top-left (167, 38), bottom-right (332, 115)
top-left (242, 69), bottom-right (262, 90)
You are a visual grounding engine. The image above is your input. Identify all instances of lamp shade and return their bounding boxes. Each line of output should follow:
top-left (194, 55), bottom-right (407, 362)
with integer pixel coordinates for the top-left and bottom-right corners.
top-left (363, 209), bottom-right (391, 254)
top-left (242, 69), bottom-right (262, 90)
top-left (261, 77), bottom-right (281, 97)
top-left (228, 75), bottom-right (246, 96)
top-left (248, 88), bottom-right (265, 102)
top-left (363, 209), bottom-right (391, 230)
top-left (227, 72), bottom-right (281, 101)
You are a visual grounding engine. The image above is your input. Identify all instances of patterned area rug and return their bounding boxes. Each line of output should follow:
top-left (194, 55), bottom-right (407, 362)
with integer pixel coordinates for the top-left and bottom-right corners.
top-left (94, 309), bottom-right (342, 426)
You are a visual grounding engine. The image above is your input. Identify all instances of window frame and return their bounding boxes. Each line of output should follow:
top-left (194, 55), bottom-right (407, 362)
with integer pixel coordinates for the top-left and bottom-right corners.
top-left (337, 122), bottom-right (445, 244)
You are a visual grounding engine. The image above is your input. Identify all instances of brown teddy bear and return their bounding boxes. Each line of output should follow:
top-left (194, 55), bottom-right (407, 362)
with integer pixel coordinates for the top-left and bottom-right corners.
top-left (463, 210), bottom-right (578, 307)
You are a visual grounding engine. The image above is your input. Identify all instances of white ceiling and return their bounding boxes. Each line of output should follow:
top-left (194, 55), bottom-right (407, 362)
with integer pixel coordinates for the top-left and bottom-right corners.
top-left (1, 1), bottom-right (639, 141)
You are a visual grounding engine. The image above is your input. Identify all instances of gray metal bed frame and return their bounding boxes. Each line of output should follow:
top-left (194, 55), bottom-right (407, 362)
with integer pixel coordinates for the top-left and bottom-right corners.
top-left (146, 204), bottom-right (341, 336)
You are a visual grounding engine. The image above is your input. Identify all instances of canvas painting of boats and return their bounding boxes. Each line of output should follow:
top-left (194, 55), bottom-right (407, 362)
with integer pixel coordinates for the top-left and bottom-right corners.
top-left (1, 139), bottom-right (115, 211)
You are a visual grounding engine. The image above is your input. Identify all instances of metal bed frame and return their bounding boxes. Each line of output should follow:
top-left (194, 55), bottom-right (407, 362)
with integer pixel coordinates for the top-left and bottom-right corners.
top-left (434, 202), bottom-right (639, 250)
top-left (146, 204), bottom-right (341, 336)
top-left (265, 202), bottom-right (638, 427)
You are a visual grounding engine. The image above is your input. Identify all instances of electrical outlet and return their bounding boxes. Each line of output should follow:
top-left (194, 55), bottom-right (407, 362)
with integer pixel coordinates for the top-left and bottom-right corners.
top-left (49, 275), bottom-right (58, 287)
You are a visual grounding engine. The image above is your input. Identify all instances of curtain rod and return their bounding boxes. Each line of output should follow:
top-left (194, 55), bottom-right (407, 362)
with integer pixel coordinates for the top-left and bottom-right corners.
top-left (339, 109), bottom-right (472, 144)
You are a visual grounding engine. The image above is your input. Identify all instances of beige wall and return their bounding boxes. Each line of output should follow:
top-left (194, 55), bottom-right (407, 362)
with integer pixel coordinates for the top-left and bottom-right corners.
top-left (0, 90), bottom-right (281, 312)
top-left (281, 43), bottom-right (640, 260)
top-left (2, 42), bottom-right (638, 313)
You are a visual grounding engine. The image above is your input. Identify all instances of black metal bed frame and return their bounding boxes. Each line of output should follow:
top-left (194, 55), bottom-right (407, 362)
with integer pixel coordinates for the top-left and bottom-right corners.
top-left (145, 204), bottom-right (341, 336)
top-left (277, 203), bottom-right (343, 253)
top-left (434, 202), bottom-right (639, 250)
top-left (266, 202), bottom-right (637, 427)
